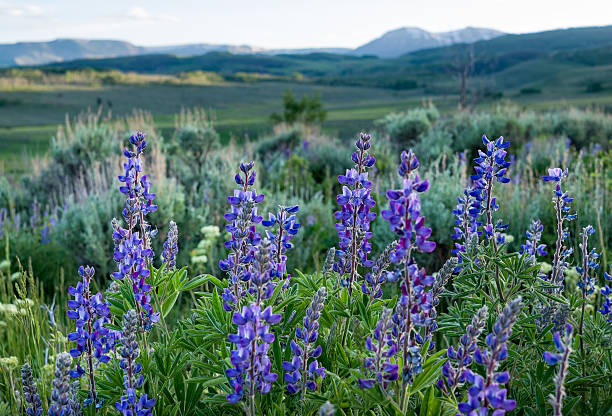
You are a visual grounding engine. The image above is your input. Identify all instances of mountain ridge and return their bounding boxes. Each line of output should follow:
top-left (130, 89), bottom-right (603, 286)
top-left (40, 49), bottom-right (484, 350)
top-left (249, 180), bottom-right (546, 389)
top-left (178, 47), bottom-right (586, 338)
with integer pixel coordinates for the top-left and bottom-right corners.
top-left (0, 26), bottom-right (503, 67)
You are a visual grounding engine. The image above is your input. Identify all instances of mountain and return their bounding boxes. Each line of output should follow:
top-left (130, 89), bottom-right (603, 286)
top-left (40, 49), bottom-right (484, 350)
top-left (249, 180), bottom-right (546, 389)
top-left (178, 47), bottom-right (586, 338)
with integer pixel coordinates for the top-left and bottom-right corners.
top-left (0, 26), bottom-right (501, 67)
top-left (0, 39), bottom-right (145, 67)
top-left (352, 26), bottom-right (505, 58)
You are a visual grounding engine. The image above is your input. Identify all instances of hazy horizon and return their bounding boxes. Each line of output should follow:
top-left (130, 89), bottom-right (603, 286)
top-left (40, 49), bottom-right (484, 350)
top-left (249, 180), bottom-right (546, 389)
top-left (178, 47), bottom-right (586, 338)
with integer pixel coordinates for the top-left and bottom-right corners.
top-left (1, 0), bottom-right (611, 49)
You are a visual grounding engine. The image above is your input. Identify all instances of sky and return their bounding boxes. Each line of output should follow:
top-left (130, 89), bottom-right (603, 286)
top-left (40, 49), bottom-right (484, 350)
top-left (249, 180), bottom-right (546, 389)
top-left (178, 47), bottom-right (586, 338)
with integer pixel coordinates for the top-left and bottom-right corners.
top-left (1, 0), bottom-right (611, 48)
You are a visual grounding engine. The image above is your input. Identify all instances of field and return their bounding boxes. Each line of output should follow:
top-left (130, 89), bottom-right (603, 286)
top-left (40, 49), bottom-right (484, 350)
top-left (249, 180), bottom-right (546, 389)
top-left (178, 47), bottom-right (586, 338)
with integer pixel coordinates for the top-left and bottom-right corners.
top-left (1, 25), bottom-right (612, 416)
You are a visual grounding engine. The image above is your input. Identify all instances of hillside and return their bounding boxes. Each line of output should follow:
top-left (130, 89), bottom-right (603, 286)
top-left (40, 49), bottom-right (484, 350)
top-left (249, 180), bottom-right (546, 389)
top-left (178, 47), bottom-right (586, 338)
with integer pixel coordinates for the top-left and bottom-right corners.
top-left (0, 26), bottom-right (501, 67)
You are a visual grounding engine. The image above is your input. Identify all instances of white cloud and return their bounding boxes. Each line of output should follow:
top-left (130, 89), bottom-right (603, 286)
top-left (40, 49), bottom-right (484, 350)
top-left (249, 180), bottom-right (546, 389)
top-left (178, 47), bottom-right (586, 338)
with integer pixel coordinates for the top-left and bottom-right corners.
top-left (120, 6), bottom-right (178, 23)
top-left (0, 3), bottom-right (44, 17)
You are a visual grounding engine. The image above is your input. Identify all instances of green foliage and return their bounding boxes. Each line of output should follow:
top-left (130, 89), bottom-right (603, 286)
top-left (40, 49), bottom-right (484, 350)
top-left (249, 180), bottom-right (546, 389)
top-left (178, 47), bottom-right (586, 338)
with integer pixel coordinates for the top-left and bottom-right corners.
top-left (270, 90), bottom-right (327, 125)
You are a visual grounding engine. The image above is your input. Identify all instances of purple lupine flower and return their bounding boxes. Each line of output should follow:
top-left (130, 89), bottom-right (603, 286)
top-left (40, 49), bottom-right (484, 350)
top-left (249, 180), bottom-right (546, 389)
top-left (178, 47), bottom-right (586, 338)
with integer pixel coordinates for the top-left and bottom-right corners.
top-left (219, 161), bottom-right (264, 311)
top-left (115, 309), bottom-right (155, 416)
top-left (66, 265), bottom-right (114, 407)
top-left (48, 352), bottom-right (72, 416)
top-left (543, 168), bottom-right (575, 290)
top-left (333, 132), bottom-right (377, 294)
top-left (469, 135), bottom-right (511, 243)
top-left (262, 205), bottom-right (300, 288)
top-left (359, 307), bottom-right (399, 390)
top-left (248, 239), bottom-right (275, 304)
top-left (451, 186), bottom-right (482, 270)
top-left (459, 297), bottom-right (523, 416)
top-left (283, 287), bottom-right (327, 396)
top-left (390, 264), bottom-right (434, 384)
top-left (113, 131), bottom-right (159, 331)
top-left (424, 257), bottom-right (457, 348)
top-left (361, 241), bottom-right (395, 304)
top-left (543, 324), bottom-right (573, 416)
top-left (576, 225), bottom-right (599, 296)
top-left (438, 305), bottom-right (488, 395)
top-left (161, 221), bottom-right (179, 270)
top-left (21, 363), bottom-right (43, 416)
top-left (381, 150), bottom-right (436, 261)
top-left (226, 303), bottom-right (281, 414)
top-left (520, 219), bottom-right (547, 263)
top-left (599, 268), bottom-right (612, 324)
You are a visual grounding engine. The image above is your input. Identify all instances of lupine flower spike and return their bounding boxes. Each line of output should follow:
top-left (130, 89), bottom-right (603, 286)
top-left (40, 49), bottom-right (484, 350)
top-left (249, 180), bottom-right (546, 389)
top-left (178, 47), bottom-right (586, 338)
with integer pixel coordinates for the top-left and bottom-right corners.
top-left (67, 265), bottom-right (115, 407)
top-left (538, 168), bottom-right (575, 331)
top-left (21, 363), bottom-right (42, 416)
top-left (438, 305), bottom-right (488, 395)
top-left (333, 132), bottom-right (377, 294)
top-left (115, 309), bottom-right (155, 416)
top-left (458, 297), bottom-right (523, 416)
top-left (543, 324), bottom-right (573, 416)
top-left (520, 219), bottom-right (547, 263)
top-left (359, 307), bottom-right (398, 390)
top-left (113, 130), bottom-right (159, 330)
top-left (380, 149), bottom-right (436, 393)
top-left (318, 401), bottom-right (336, 416)
top-left (599, 267), bottom-right (612, 325)
top-left (161, 220), bottom-right (179, 270)
top-left (219, 161), bottom-right (264, 311)
top-left (577, 225), bottom-right (599, 369)
top-left (262, 205), bottom-right (300, 288)
top-left (284, 287), bottom-right (327, 396)
top-left (225, 304), bottom-right (281, 416)
top-left (48, 352), bottom-right (73, 416)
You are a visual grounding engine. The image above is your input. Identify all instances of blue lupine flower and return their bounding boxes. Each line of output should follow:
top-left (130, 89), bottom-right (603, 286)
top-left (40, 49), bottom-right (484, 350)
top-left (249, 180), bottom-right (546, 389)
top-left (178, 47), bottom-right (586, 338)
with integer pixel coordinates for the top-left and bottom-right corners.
top-left (359, 308), bottom-right (398, 390)
top-left (438, 305), bottom-right (488, 395)
top-left (113, 131), bottom-right (159, 331)
top-left (161, 221), bottom-right (179, 270)
top-left (599, 269), bottom-right (612, 324)
top-left (283, 287), bottom-right (327, 395)
top-left (116, 309), bottom-right (154, 416)
top-left (333, 132), bottom-right (377, 294)
top-left (361, 241), bottom-right (395, 302)
top-left (262, 205), bottom-right (300, 287)
top-left (66, 265), bottom-right (115, 406)
top-left (219, 161), bottom-right (264, 311)
top-left (469, 135), bottom-right (511, 243)
top-left (21, 363), bottom-right (43, 416)
top-left (576, 225), bottom-right (600, 296)
top-left (543, 324), bottom-right (573, 416)
top-left (520, 219), bottom-right (547, 262)
top-left (459, 297), bottom-right (522, 416)
top-left (226, 304), bottom-right (281, 409)
top-left (48, 352), bottom-right (72, 416)
top-left (381, 150), bottom-right (436, 263)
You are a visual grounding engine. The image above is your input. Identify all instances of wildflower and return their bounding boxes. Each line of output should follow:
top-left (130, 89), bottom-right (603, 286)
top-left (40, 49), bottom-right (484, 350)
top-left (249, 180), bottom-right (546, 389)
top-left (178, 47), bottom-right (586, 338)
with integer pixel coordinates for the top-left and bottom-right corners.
top-left (21, 363), bottom-right (43, 416)
top-left (359, 307), bottom-right (398, 390)
top-left (520, 219), bottom-right (547, 263)
top-left (361, 241), bottom-right (395, 302)
top-left (161, 221), bottom-right (179, 270)
top-left (225, 303), bottom-right (281, 415)
top-left (459, 297), bottom-right (523, 416)
top-left (424, 257), bottom-right (457, 345)
top-left (115, 309), bottom-right (155, 416)
top-left (451, 186), bottom-right (482, 266)
top-left (66, 265), bottom-right (114, 406)
top-left (576, 225), bottom-right (599, 297)
top-left (318, 401), bottom-right (336, 416)
top-left (543, 324), bottom-right (573, 416)
top-left (69, 381), bottom-right (82, 416)
top-left (438, 305), bottom-right (488, 394)
top-left (262, 205), bottom-right (300, 283)
top-left (219, 161), bottom-right (264, 311)
top-left (470, 135), bottom-right (511, 242)
top-left (249, 238), bottom-right (275, 304)
top-left (284, 287), bottom-right (327, 395)
top-left (381, 150), bottom-right (436, 263)
top-left (598, 264), bottom-right (612, 317)
top-left (113, 131), bottom-right (159, 331)
top-left (48, 352), bottom-right (73, 416)
top-left (333, 132), bottom-right (377, 294)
